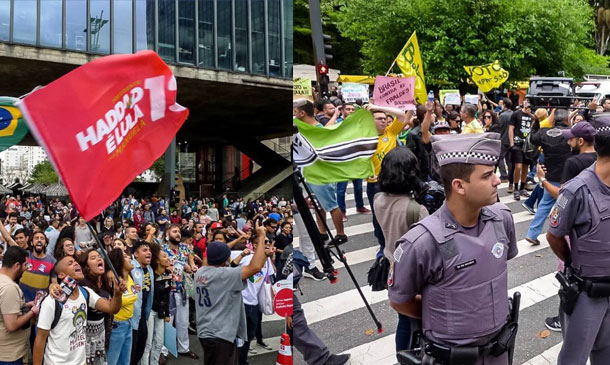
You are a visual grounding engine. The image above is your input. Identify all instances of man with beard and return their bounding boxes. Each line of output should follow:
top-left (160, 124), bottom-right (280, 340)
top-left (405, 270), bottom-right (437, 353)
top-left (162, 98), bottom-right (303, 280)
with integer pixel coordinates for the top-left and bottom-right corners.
top-left (162, 224), bottom-right (198, 359)
top-left (130, 240), bottom-right (155, 364)
top-left (0, 246), bottom-right (37, 365)
top-left (33, 255), bottom-right (123, 365)
top-left (19, 232), bottom-right (56, 304)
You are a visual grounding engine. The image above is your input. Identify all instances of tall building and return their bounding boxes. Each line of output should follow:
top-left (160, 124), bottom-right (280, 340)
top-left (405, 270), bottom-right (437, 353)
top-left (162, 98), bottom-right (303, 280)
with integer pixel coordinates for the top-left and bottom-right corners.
top-left (0, 0), bottom-right (292, 198)
top-left (0, 146), bottom-right (47, 183)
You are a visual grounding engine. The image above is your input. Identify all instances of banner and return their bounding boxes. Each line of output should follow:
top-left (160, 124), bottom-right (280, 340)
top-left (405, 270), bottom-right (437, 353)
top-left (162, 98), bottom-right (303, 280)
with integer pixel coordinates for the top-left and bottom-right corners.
top-left (293, 109), bottom-right (377, 185)
top-left (373, 76), bottom-right (416, 111)
top-left (341, 83), bottom-right (369, 103)
top-left (0, 97), bottom-right (29, 152)
top-left (18, 50), bottom-right (188, 221)
top-left (463, 61), bottom-right (509, 92)
top-left (395, 31), bottom-right (427, 104)
top-left (293, 77), bottom-right (313, 101)
top-left (439, 89), bottom-right (460, 105)
top-left (336, 75), bottom-right (376, 85)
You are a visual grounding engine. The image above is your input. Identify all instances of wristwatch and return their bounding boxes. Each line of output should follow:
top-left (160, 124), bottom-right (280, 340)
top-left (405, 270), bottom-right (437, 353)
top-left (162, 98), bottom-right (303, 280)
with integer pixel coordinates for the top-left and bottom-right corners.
top-left (539, 177), bottom-right (547, 187)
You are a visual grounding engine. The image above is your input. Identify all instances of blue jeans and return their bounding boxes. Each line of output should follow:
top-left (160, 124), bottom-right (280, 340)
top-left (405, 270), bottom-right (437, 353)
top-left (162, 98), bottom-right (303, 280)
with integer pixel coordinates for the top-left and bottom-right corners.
top-left (526, 181), bottom-right (560, 240)
top-left (0, 359), bottom-right (23, 365)
top-left (396, 314), bottom-right (413, 352)
top-left (337, 179), bottom-right (364, 213)
top-left (107, 319), bottom-right (133, 365)
top-left (524, 184), bottom-right (544, 208)
top-left (366, 182), bottom-right (385, 258)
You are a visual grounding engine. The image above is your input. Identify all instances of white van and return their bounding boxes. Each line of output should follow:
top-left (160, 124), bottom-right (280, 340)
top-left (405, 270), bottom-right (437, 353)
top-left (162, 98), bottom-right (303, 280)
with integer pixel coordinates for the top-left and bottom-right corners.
top-left (574, 75), bottom-right (610, 103)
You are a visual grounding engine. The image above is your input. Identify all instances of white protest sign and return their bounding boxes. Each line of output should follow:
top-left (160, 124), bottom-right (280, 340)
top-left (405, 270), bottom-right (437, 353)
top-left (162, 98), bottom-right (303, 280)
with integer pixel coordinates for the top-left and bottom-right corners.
top-left (342, 83), bottom-right (369, 103)
top-left (444, 93), bottom-right (461, 106)
top-left (464, 94), bottom-right (479, 105)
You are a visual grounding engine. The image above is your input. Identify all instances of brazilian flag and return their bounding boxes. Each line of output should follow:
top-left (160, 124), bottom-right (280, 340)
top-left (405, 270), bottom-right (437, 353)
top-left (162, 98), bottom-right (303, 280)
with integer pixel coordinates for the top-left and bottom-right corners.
top-left (0, 97), bottom-right (28, 152)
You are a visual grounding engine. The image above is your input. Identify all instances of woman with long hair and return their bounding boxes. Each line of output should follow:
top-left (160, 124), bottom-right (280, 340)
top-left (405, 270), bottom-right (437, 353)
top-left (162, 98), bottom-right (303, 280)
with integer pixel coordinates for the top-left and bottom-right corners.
top-left (78, 249), bottom-right (113, 365)
top-left (374, 147), bottom-right (429, 356)
top-left (106, 248), bottom-right (137, 365)
top-left (482, 110), bottom-right (502, 134)
top-left (53, 237), bottom-right (76, 260)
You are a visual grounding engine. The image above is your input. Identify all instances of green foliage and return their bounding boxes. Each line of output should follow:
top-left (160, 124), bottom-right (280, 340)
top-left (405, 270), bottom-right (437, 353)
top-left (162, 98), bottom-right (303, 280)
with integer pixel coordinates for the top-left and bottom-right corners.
top-left (150, 157), bottom-right (165, 180)
top-left (29, 160), bottom-right (59, 185)
top-left (332, 0), bottom-right (609, 86)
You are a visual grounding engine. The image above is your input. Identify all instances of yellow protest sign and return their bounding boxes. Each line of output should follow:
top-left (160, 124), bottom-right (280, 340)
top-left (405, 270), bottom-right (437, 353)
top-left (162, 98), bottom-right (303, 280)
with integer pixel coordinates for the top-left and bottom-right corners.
top-left (337, 75), bottom-right (376, 85)
top-left (395, 32), bottom-right (427, 104)
top-left (463, 61), bottom-right (509, 92)
top-left (293, 77), bottom-right (313, 101)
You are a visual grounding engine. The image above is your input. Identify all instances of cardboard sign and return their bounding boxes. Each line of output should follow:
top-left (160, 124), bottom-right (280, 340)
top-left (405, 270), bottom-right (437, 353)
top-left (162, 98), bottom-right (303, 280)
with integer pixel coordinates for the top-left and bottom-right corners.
top-left (373, 76), bottom-right (416, 111)
top-left (293, 77), bottom-right (313, 101)
top-left (342, 83), bottom-right (369, 103)
top-left (464, 94), bottom-right (479, 105)
top-left (439, 89), bottom-right (460, 105)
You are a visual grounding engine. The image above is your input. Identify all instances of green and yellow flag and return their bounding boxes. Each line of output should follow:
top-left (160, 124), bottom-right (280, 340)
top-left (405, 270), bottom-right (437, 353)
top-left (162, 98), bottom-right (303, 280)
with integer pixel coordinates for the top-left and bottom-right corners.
top-left (464, 61), bottom-right (509, 92)
top-left (0, 97), bottom-right (28, 152)
top-left (293, 109), bottom-right (378, 185)
top-left (395, 31), bottom-right (427, 104)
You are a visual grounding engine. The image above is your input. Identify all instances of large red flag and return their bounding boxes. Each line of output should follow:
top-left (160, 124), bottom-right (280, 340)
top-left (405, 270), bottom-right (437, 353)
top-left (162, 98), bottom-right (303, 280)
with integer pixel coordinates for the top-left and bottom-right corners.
top-left (17, 51), bottom-right (189, 221)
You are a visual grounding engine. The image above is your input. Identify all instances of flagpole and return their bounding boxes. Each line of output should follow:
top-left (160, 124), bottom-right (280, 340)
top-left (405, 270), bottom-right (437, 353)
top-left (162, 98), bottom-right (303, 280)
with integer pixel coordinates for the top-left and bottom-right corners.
top-left (87, 221), bottom-right (121, 282)
top-left (385, 58), bottom-right (397, 77)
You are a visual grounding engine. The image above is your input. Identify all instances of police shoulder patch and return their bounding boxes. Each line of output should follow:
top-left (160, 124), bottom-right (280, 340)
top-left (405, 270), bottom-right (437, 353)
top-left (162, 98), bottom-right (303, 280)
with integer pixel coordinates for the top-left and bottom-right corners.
top-left (549, 205), bottom-right (560, 228)
top-left (556, 193), bottom-right (568, 209)
top-left (393, 246), bottom-right (404, 263)
top-left (491, 242), bottom-right (505, 259)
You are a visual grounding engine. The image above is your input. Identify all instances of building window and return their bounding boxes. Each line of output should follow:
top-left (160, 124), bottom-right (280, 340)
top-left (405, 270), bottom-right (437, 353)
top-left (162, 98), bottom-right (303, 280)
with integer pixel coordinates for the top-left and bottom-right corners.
top-left (12, 0), bottom-right (36, 45)
top-left (216, 0), bottom-right (232, 70)
top-left (178, 0), bottom-right (195, 64)
top-left (251, 0), bottom-right (265, 75)
top-left (114, 0), bottom-right (133, 53)
top-left (90, 0), bottom-right (110, 53)
top-left (157, 0), bottom-right (176, 62)
top-left (40, 0), bottom-right (62, 48)
top-left (66, 1), bottom-right (87, 50)
top-left (135, 0), bottom-right (155, 52)
top-left (234, 0), bottom-right (248, 73)
top-left (198, 0), bottom-right (214, 68)
top-left (0, 0), bottom-right (8, 41)
top-left (283, 0), bottom-right (292, 77)
top-left (268, 0), bottom-right (280, 77)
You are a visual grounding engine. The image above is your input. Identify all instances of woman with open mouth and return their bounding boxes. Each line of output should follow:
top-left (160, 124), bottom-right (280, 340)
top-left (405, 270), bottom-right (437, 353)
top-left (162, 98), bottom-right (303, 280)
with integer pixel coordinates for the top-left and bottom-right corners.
top-left (78, 249), bottom-right (112, 365)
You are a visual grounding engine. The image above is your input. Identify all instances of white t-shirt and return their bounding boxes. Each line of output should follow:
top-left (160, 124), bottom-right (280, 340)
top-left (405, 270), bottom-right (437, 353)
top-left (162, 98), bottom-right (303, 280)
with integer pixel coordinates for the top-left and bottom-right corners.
top-left (230, 252), bottom-right (274, 306)
top-left (37, 287), bottom-right (100, 365)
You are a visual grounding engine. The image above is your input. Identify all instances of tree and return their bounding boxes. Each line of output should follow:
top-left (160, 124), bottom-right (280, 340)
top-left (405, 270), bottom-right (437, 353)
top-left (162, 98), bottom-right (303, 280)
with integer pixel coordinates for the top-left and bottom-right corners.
top-left (332, 0), bottom-right (609, 87)
top-left (150, 157), bottom-right (165, 180)
top-left (29, 160), bottom-right (59, 184)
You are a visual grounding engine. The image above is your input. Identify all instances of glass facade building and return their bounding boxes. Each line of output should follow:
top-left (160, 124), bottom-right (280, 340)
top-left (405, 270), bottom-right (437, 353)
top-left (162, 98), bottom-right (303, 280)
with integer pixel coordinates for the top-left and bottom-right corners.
top-left (0, 0), bottom-right (293, 78)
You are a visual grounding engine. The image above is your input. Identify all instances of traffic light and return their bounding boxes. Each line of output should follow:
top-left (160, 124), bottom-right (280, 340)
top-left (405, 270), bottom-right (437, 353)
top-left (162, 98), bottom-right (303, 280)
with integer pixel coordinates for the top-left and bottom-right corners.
top-left (310, 0), bottom-right (332, 99)
top-left (323, 34), bottom-right (333, 61)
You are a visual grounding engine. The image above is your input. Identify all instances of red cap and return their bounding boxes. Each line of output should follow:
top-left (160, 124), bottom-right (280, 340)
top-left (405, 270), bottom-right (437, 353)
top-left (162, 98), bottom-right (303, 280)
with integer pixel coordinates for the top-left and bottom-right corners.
top-left (210, 222), bottom-right (223, 230)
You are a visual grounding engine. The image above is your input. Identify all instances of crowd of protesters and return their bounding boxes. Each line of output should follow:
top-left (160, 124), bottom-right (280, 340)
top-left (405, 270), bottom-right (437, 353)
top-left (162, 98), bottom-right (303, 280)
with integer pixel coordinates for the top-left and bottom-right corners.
top-left (0, 190), bottom-right (293, 365)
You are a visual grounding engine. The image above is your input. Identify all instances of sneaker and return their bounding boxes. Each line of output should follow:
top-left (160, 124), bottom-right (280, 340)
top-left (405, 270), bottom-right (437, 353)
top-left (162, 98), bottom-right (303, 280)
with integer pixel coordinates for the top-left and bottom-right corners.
top-left (520, 190), bottom-right (531, 197)
top-left (525, 182), bottom-right (535, 191)
top-left (513, 190), bottom-right (520, 201)
top-left (324, 354), bottom-right (351, 365)
top-left (526, 237), bottom-right (540, 246)
top-left (356, 207), bottom-right (372, 214)
top-left (544, 316), bottom-right (561, 332)
top-left (521, 202), bottom-right (536, 215)
top-left (257, 341), bottom-right (273, 351)
top-left (342, 213), bottom-right (347, 222)
top-left (248, 348), bottom-right (258, 355)
top-left (328, 234), bottom-right (348, 247)
top-left (304, 267), bottom-right (327, 281)
top-left (319, 232), bottom-right (330, 242)
top-left (507, 185), bottom-right (514, 194)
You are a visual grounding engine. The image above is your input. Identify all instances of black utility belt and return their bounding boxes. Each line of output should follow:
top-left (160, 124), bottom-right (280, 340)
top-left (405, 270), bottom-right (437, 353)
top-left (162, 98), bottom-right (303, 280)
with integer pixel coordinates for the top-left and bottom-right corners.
top-left (570, 273), bottom-right (610, 298)
top-left (422, 322), bottom-right (518, 365)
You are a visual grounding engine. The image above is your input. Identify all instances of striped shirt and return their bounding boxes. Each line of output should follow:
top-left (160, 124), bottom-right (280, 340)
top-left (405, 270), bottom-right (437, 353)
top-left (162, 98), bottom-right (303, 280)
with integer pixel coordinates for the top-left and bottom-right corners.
top-left (19, 252), bottom-right (56, 302)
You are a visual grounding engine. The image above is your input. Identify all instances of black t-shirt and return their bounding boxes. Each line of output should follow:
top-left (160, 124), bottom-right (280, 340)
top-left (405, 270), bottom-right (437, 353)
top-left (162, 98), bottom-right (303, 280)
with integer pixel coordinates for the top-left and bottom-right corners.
top-left (560, 153), bottom-right (597, 184)
top-left (274, 233), bottom-right (293, 251)
top-left (510, 110), bottom-right (532, 144)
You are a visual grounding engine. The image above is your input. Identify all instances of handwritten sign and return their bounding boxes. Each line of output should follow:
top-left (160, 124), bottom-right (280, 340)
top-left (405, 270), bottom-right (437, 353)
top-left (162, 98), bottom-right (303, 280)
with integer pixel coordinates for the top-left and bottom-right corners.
top-left (464, 94), bottom-right (479, 105)
top-left (293, 77), bottom-right (313, 101)
top-left (373, 76), bottom-right (416, 111)
top-left (342, 83), bottom-right (369, 103)
top-left (439, 89), bottom-right (460, 105)
top-left (444, 93), bottom-right (461, 106)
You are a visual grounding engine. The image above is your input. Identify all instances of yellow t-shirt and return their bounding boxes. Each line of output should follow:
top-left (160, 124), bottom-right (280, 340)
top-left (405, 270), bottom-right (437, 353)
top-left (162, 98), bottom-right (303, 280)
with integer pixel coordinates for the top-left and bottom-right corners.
top-left (114, 275), bottom-right (137, 321)
top-left (462, 120), bottom-right (484, 134)
top-left (369, 117), bottom-right (404, 182)
top-left (540, 118), bottom-right (552, 128)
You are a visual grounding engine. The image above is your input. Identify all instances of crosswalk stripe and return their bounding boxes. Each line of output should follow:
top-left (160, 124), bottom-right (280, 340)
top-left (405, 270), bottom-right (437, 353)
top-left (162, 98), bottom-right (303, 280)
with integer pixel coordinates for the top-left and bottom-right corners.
top-left (339, 334), bottom-right (397, 365)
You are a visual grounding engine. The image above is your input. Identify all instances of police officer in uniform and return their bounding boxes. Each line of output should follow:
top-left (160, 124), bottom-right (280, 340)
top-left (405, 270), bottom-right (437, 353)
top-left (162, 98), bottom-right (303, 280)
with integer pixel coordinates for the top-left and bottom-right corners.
top-left (388, 132), bottom-right (519, 365)
top-left (546, 114), bottom-right (610, 365)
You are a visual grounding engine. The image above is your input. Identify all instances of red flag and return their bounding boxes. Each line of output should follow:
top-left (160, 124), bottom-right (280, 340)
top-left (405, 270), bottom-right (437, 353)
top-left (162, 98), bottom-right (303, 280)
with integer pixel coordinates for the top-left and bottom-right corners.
top-left (17, 51), bottom-right (188, 221)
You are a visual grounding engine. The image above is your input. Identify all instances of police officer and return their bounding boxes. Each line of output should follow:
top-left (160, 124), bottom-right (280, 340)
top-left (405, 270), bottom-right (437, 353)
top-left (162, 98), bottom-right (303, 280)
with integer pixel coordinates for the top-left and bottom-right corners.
top-left (388, 132), bottom-right (519, 365)
top-left (546, 114), bottom-right (610, 365)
